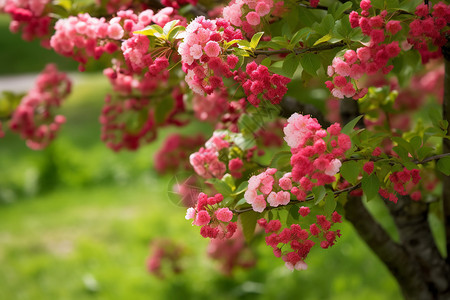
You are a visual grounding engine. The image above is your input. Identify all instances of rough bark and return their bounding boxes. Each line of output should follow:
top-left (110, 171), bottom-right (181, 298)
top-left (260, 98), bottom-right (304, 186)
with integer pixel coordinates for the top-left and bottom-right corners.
top-left (344, 196), bottom-right (436, 300)
top-left (339, 94), bottom-right (450, 299)
top-left (384, 196), bottom-right (450, 299)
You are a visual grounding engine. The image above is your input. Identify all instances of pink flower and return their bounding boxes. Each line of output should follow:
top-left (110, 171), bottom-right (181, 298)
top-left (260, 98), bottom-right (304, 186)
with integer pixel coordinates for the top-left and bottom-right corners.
top-left (246, 12), bottom-right (261, 26)
top-left (215, 208), bottom-right (233, 222)
top-left (108, 23), bottom-right (124, 39)
top-left (204, 41), bottom-right (220, 57)
top-left (186, 207), bottom-right (196, 220)
top-left (298, 206), bottom-right (310, 217)
top-left (363, 161), bottom-right (374, 175)
top-left (194, 210), bottom-right (211, 226)
top-left (256, 3), bottom-right (271, 16)
top-left (190, 44), bottom-right (203, 59)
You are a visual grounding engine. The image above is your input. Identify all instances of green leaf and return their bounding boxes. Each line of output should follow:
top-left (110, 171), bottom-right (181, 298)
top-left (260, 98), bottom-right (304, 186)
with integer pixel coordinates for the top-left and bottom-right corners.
top-left (313, 185), bottom-right (326, 205)
top-left (239, 210), bottom-right (260, 242)
top-left (392, 137), bottom-right (414, 155)
top-left (417, 147), bottom-right (434, 161)
top-left (282, 53), bottom-right (301, 78)
top-left (300, 53), bottom-right (321, 76)
top-left (362, 173), bottom-right (380, 201)
top-left (250, 32), bottom-right (264, 49)
top-left (313, 34), bottom-right (332, 46)
top-left (233, 181), bottom-right (248, 196)
top-left (222, 174), bottom-right (236, 192)
top-left (289, 28), bottom-right (310, 47)
top-left (340, 161), bottom-right (360, 185)
top-left (163, 20), bottom-right (180, 36)
top-left (261, 57), bottom-right (271, 67)
top-left (269, 151), bottom-right (291, 171)
top-left (323, 192), bottom-right (337, 216)
top-left (207, 178), bottom-right (233, 196)
top-left (333, 2), bottom-right (353, 18)
top-left (342, 115), bottom-right (363, 135)
top-left (134, 24), bottom-right (164, 37)
top-left (287, 204), bottom-right (300, 227)
top-left (437, 157), bottom-right (450, 176)
top-left (167, 26), bottom-right (186, 41)
top-left (332, 18), bottom-right (352, 39)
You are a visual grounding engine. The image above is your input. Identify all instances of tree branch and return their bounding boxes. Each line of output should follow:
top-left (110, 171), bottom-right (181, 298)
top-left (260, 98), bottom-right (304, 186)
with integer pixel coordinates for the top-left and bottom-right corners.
top-left (344, 195), bottom-right (435, 300)
top-left (253, 41), bottom-right (346, 56)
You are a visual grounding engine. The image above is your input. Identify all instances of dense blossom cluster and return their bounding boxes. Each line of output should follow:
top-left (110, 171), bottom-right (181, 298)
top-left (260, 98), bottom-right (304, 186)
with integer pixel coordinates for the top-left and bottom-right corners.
top-left (259, 211), bottom-right (342, 270)
top-left (207, 228), bottom-right (256, 275)
top-left (161, 0), bottom-right (198, 9)
top-left (379, 168), bottom-right (421, 203)
top-left (179, 16), bottom-right (243, 94)
top-left (408, 2), bottom-right (450, 63)
top-left (9, 64), bottom-right (71, 150)
top-left (244, 168), bottom-right (290, 212)
top-left (327, 0), bottom-right (409, 99)
top-left (2, 0), bottom-right (51, 42)
top-left (285, 113), bottom-right (351, 200)
top-left (189, 132), bottom-right (229, 179)
top-left (186, 192), bottom-right (237, 239)
top-left (235, 61), bottom-right (291, 106)
top-left (99, 95), bottom-right (157, 151)
top-left (154, 133), bottom-right (205, 174)
top-left (222, 0), bottom-right (285, 36)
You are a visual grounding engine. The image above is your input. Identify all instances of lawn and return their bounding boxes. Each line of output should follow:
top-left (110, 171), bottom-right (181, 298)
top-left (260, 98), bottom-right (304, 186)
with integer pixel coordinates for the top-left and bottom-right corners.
top-left (0, 16), bottom-right (402, 299)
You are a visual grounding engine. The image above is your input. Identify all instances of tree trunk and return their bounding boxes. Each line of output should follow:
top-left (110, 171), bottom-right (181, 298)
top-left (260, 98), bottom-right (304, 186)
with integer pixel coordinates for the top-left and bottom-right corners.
top-left (339, 53), bottom-right (450, 299)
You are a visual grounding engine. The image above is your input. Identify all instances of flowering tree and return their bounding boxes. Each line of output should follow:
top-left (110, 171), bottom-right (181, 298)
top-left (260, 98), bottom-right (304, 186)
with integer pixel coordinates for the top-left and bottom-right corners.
top-left (1, 0), bottom-right (450, 298)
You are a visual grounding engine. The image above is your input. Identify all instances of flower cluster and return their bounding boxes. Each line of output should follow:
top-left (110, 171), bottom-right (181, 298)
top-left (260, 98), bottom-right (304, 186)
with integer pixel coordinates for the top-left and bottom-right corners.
top-left (8, 64), bottom-right (71, 150)
top-left (285, 114), bottom-right (351, 200)
top-left (186, 192), bottom-right (237, 239)
top-left (179, 16), bottom-right (243, 95)
top-left (3, 0), bottom-right (51, 42)
top-left (235, 61), bottom-right (291, 106)
top-left (154, 133), bottom-right (205, 174)
top-left (379, 168), bottom-right (421, 203)
top-left (259, 211), bottom-right (342, 270)
top-left (408, 2), bottom-right (450, 63)
top-left (222, 0), bottom-right (285, 36)
top-left (244, 168), bottom-right (291, 212)
top-left (189, 132), bottom-right (230, 179)
top-left (99, 95), bottom-right (157, 151)
top-left (327, 0), bottom-right (407, 99)
top-left (207, 228), bottom-right (256, 275)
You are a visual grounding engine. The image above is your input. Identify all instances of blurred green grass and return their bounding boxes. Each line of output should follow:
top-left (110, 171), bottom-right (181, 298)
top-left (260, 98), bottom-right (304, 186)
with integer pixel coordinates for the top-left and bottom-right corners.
top-left (0, 17), bottom-right (402, 299)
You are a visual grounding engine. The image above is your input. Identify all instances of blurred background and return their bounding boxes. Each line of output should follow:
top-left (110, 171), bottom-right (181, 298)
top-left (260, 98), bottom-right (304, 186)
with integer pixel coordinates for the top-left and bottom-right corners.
top-left (0, 14), bottom-right (402, 299)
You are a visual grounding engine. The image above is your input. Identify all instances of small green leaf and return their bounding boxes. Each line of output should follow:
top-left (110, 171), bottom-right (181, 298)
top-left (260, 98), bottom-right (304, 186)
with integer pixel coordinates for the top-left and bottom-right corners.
top-left (437, 157), bottom-right (450, 176)
top-left (282, 53), bottom-right (301, 78)
top-left (313, 34), bottom-right (332, 46)
top-left (289, 28), bottom-right (310, 47)
top-left (342, 115), bottom-right (363, 135)
top-left (300, 52), bottom-right (321, 76)
top-left (287, 204), bottom-right (300, 226)
top-left (333, 2), bottom-right (353, 18)
top-left (167, 26), bottom-right (186, 41)
top-left (340, 161), bottom-right (360, 185)
top-left (233, 181), bottom-right (248, 195)
top-left (240, 210), bottom-right (261, 242)
top-left (362, 173), bottom-right (380, 201)
top-left (323, 192), bottom-right (337, 216)
top-left (134, 24), bottom-right (164, 37)
top-left (313, 186), bottom-right (326, 205)
top-left (163, 20), bottom-right (179, 35)
top-left (207, 178), bottom-right (233, 196)
top-left (250, 32), bottom-right (264, 49)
